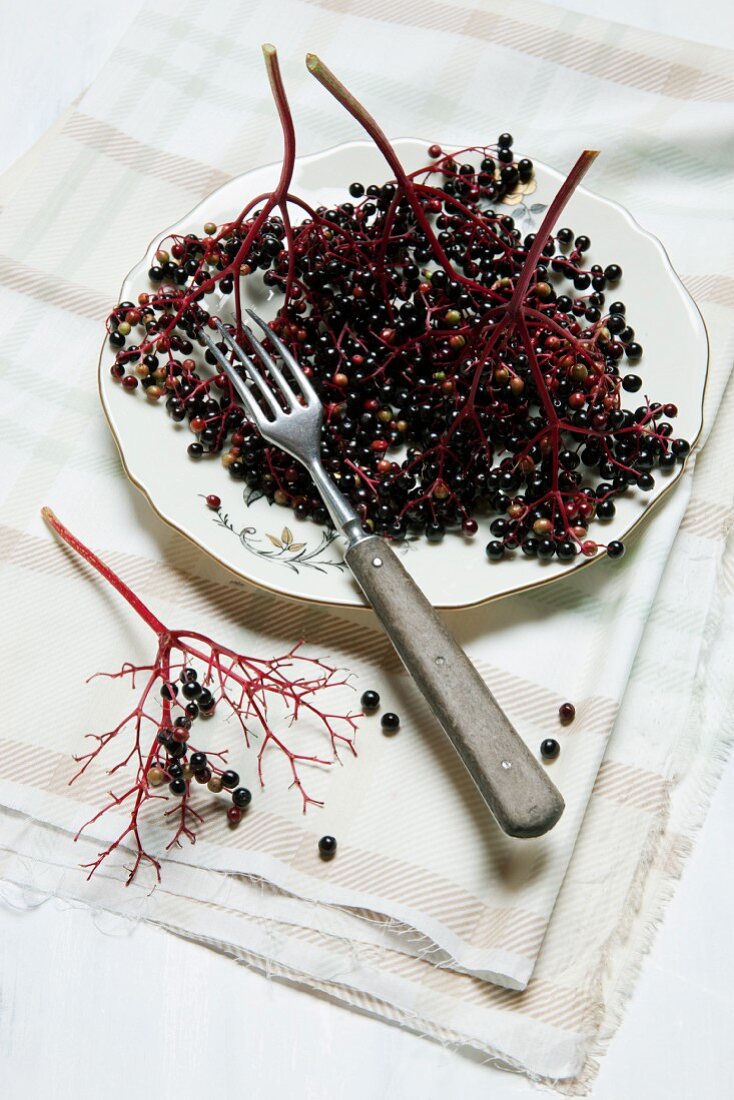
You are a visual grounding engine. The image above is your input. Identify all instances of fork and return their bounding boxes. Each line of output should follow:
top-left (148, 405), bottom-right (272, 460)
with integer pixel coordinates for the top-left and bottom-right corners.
top-left (201, 310), bottom-right (564, 839)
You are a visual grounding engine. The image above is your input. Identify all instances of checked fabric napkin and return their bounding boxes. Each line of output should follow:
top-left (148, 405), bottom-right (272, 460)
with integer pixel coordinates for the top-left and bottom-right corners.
top-left (0, 0), bottom-right (732, 1088)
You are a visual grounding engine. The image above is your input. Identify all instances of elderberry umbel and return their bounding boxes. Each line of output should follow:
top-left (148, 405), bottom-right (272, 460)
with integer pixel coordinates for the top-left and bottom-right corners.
top-left (107, 47), bottom-right (690, 563)
top-left (42, 506), bottom-right (360, 885)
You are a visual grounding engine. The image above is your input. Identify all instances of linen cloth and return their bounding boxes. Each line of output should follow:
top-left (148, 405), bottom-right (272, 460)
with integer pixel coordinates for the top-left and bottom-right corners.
top-left (0, 0), bottom-right (732, 1087)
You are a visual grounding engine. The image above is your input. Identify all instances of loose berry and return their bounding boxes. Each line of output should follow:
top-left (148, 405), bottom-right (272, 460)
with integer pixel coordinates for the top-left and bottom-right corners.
top-left (540, 738), bottom-right (560, 760)
top-left (360, 690), bottom-right (380, 711)
top-left (318, 835), bottom-right (337, 859)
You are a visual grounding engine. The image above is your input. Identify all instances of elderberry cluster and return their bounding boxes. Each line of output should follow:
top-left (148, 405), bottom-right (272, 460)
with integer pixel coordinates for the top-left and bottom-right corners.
top-left (147, 666), bottom-right (251, 824)
top-left (107, 134), bottom-right (690, 561)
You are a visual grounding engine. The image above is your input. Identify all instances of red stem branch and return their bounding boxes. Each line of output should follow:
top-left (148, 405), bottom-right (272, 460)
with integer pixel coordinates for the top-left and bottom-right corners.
top-left (42, 508), bottom-right (166, 635)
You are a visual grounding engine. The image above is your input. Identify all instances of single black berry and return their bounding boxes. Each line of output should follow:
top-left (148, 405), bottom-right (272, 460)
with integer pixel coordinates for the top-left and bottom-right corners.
top-left (318, 835), bottom-right (337, 859)
top-left (361, 690), bottom-right (380, 711)
top-left (540, 738), bottom-right (560, 761)
top-left (221, 770), bottom-right (239, 789)
top-left (485, 540), bottom-right (505, 561)
top-left (381, 712), bottom-right (400, 732)
top-left (232, 787), bottom-right (252, 809)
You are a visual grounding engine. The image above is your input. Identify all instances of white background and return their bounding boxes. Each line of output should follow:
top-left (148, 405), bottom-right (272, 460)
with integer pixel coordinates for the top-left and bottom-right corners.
top-left (1, 3), bottom-right (732, 1098)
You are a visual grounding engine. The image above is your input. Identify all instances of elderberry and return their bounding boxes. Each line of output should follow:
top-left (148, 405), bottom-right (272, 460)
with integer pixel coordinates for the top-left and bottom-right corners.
top-left (318, 835), bottom-right (337, 859)
top-left (540, 739), bottom-right (560, 761)
top-left (381, 712), bottom-right (400, 732)
top-left (361, 690), bottom-right (380, 711)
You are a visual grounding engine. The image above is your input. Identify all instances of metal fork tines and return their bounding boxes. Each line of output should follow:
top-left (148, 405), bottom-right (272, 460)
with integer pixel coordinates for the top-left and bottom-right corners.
top-left (201, 310), bottom-right (363, 539)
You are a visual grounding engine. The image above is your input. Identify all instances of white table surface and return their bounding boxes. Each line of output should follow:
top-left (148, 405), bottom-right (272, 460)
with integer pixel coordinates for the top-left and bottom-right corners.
top-left (1, 3), bottom-right (732, 1097)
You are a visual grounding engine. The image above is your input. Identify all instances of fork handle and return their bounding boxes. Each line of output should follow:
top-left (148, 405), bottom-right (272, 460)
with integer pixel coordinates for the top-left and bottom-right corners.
top-left (344, 536), bottom-right (564, 838)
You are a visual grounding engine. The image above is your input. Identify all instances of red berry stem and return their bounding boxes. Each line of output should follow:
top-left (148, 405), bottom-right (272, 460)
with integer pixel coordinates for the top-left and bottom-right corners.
top-left (42, 507), bottom-right (360, 884)
top-left (42, 507), bottom-right (166, 635)
top-left (505, 150), bottom-right (598, 321)
top-left (305, 52), bottom-right (479, 291)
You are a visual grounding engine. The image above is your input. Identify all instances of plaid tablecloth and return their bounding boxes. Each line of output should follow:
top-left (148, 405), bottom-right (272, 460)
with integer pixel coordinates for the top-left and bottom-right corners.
top-left (0, 0), bottom-right (732, 1089)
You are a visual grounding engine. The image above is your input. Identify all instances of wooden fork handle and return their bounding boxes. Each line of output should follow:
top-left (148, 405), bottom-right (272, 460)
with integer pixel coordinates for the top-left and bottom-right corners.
top-left (345, 536), bottom-right (564, 838)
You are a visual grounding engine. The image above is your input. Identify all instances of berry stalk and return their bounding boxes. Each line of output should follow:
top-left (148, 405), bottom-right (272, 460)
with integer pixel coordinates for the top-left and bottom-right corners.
top-left (42, 507), bottom-right (360, 884)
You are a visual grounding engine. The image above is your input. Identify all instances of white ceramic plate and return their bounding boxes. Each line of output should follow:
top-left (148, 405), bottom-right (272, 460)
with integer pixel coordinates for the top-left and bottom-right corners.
top-left (99, 138), bottom-right (708, 609)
